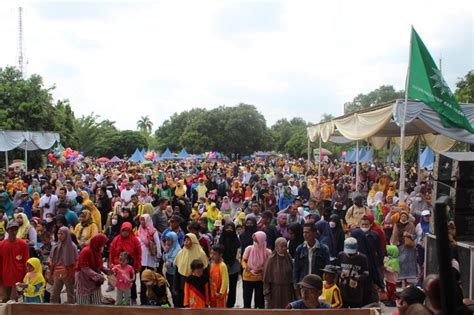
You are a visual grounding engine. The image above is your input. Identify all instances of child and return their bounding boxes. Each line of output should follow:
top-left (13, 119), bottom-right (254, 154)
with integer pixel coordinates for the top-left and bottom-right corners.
top-left (0, 207), bottom-right (8, 240)
top-left (19, 257), bottom-right (46, 303)
top-left (184, 259), bottom-right (209, 308)
top-left (112, 252), bottom-right (136, 305)
top-left (383, 245), bottom-right (399, 307)
top-left (209, 245), bottom-right (229, 308)
top-left (163, 232), bottom-right (181, 306)
top-left (321, 265), bottom-right (342, 308)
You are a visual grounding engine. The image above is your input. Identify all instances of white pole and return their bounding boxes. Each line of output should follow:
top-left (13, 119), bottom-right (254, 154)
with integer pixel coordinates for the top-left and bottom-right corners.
top-left (25, 142), bottom-right (28, 174)
top-left (5, 151), bottom-right (8, 171)
top-left (356, 140), bottom-right (360, 189)
top-left (400, 26), bottom-right (413, 200)
top-left (417, 137), bottom-right (422, 185)
top-left (307, 137), bottom-right (311, 171)
top-left (318, 137), bottom-right (322, 179)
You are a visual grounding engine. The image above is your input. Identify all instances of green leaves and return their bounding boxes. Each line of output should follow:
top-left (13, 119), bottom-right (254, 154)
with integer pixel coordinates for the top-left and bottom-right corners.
top-left (455, 70), bottom-right (474, 104)
top-left (343, 85), bottom-right (404, 114)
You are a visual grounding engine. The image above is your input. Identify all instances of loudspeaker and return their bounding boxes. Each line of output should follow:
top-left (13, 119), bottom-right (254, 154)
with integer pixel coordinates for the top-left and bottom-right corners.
top-left (434, 152), bottom-right (474, 182)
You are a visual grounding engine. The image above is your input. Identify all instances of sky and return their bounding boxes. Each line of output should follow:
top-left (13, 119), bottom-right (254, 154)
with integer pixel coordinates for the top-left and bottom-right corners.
top-left (0, 0), bottom-right (472, 130)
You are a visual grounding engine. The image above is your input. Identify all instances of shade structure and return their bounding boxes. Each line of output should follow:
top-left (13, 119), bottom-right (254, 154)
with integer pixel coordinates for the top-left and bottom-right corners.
top-left (108, 156), bottom-right (123, 163)
top-left (314, 148), bottom-right (332, 155)
top-left (419, 147), bottom-right (435, 169)
top-left (307, 99), bottom-right (474, 150)
top-left (159, 148), bottom-right (174, 160)
top-left (177, 149), bottom-right (189, 159)
top-left (0, 130), bottom-right (61, 172)
top-left (128, 149), bottom-right (146, 162)
top-left (96, 157), bottom-right (109, 163)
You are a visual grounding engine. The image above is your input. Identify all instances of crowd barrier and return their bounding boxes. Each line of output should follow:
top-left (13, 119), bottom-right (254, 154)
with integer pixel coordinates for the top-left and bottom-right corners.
top-left (2, 303), bottom-right (380, 315)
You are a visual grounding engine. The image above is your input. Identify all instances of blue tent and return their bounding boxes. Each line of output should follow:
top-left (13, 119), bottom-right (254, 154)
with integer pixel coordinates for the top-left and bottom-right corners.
top-left (159, 148), bottom-right (174, 160)
top-left (358, 148), bottom-right (366, 162)
top-left (419, 147), bottom-right (435, 169)
top-left (128, 148), bottom-right (146, 162)
top-left (361, 148), bottom-right (373, 163)
top-left (177, 149), bottom-right (189, 159)
top-left (345, 149), bottom-right (356, 162)
top-left (385, 146), bottom-right (399, 163)
top-left (140, 148), bottom-right (146, 156)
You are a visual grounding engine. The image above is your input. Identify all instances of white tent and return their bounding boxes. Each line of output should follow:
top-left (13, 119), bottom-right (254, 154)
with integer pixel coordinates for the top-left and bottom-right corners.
top-left (0, 130), bottom-right (61, 172)
top-left (307, 99), bottom-right (474, 186)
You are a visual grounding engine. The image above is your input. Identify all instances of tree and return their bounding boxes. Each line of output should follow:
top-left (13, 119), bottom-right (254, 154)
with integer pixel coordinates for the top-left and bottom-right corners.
top-left (74, 114), bottom-right (118, 156)
top-left (455, 70), bottom-right (474, 103)
top-left (137, 115), bottom-right (153, 134)
top-left (96, 130), bottom-right (148, 158)
top-left (320, 113), bottom-right (335, 123)
top-left (344, 85), bottom-right (404, 114)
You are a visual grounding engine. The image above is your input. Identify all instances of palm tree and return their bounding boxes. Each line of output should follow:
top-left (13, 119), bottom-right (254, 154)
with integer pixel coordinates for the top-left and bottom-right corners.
top-left (137, 115), bottom-right (153, 134)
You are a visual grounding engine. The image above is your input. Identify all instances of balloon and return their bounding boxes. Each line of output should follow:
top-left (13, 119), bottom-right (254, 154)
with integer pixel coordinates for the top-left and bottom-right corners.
top-left (342, 151), bottom-right (347, 158)
top-left (48, 153), bottom-right (54, 161)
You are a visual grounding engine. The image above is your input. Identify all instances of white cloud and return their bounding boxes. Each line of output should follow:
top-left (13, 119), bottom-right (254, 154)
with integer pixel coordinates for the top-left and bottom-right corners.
top-left (0, 0), bottom-right (472, 131)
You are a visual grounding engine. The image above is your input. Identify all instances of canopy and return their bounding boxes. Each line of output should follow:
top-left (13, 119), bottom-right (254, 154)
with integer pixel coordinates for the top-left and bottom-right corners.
top-left (0, 130), bottom-right (60, 151)
top-left (419, 147), bottom-right (435, 170)
top-left (96, 157), bottom-right (109, 163)
top-left (307, 100), bottom-right (474, 151)
top-left (159, 148), bottom-right (174, 160)
top-left (128, 149), bottom-right (146, 162)
top-left (108, 156), bottom-right (123, 163)
top-left (177, 149), bottom-right (189, 159)
top-left (1, 130), bottom-right (61, 172)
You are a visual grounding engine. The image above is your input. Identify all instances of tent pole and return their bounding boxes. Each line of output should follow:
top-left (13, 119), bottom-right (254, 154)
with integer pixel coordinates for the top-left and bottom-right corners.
top-left (356, 140), bottom-right (360, 189)
top-left (307, 137), bottom-right (310, 171)
top-left (400, 26), bottom-right (413, 200)
top-left (388, 138), bottom-right (392, 163)
top-left (5, 152), bottom-right (8, 171)
top-left (417, 137), bottom-right (422, 185)
top-left (318, 137), bottom-right (322, 179)
top-left (25, 142), bottom-right (28, 174)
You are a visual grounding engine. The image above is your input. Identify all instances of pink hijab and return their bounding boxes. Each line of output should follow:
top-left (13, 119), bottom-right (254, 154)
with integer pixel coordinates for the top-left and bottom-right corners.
top-left (244, 231), bottom-right (271, 272)
top-left (138, 214), bottom-right (156, 246)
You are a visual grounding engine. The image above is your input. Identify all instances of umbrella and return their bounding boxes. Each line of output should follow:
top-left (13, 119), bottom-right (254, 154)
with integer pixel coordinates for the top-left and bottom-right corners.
top-left (9, 160), bottom-right (26, 169)
top-left (96, 157), bottom-right (109, 163)
top-left (313, 148), bottom-right (333, 155)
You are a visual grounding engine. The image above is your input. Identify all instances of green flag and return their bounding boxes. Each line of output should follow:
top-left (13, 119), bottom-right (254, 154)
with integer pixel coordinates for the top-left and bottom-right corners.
top-left (407, 27), bottom-right (474, 133)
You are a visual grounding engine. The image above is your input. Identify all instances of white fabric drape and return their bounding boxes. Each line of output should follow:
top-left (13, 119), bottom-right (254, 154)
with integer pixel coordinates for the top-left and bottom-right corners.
top-left (422, 134), bottom-right (456, 153)
top-left (0, 131), bottom-right (60, 152)
top-left (393, 136), bottom-right (418, 150)
top-left (370, 137), bottom-right (388, 150)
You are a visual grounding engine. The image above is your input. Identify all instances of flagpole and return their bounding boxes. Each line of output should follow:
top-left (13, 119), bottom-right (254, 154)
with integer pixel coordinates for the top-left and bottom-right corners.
top-left (399, 26), bottom-right (413, 200)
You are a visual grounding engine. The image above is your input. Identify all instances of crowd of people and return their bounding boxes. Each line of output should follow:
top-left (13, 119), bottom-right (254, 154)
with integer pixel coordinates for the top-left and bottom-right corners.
top-left (0, 157), bottom-right (470, 314)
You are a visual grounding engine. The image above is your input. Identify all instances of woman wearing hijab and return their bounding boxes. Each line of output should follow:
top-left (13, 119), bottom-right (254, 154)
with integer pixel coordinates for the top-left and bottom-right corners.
top-left (95, 186), bottom-right (112, 229)
top-left (239, 217), bottom-right (257, 254)
top-left (82, 198), bottom-right (102, 232)
top-left (137, 213), bottom-right (162, 305)
top-left (173, 233), bottom-right (209, 307)
top-left (287, 223), bottom-right (304, 258)
top-left (50, 226), bottom-right (78, 303)
top-left (219, 222), bottom-right (241, 308)
top-left (263, 237), bottom-right (294, 309)
top-left (220, 196), bottom-right (234, 218)
top-left (141, 269), bottom-right (173, 306)
top-left (109, 221), bottom-right (142, 304)
top-left (16, 213), bottom-right (37, 253)
top-left (75, 233), bottom-right (108, 304)
top-left (329, 214), bottom-right (345, 254)
top-left (163, 231), bottom-right (181, 306)
top-left (390, 211), bottom-right (417, 287)
top-left (241, 231), bottom-right (272, 309)
top-left (365, 213), bottom-right (387, 255)
top-left (74, 210), bottom-right (99, 249)
top-left (316, 219), bottom-right (337, 259)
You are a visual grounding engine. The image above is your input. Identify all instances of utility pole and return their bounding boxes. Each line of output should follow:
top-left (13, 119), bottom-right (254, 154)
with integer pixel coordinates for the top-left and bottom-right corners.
top-left (17, 7), bottom-right (25, 77)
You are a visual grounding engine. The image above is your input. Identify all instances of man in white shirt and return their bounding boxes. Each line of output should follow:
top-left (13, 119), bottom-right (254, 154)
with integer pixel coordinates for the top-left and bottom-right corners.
top-left (65, 181), bottom-right (77, 201)
top-left (39, 186), bottom-right (59, 219)
top-left (121, 181), bottom-right (136, 209)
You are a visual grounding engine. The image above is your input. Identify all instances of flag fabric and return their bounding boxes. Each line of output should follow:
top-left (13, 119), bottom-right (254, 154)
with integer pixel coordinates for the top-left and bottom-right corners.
top-left (407, 27), bottom-right (474, 133)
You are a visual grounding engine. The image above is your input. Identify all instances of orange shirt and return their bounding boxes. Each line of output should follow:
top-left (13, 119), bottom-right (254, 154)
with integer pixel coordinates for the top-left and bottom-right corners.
top-left (184, 281), bottom-right (209, 308)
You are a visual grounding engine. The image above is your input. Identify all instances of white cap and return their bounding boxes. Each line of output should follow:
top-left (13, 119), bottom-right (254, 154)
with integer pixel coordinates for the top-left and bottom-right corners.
top-left (421, 210), bottom-right (431, 216)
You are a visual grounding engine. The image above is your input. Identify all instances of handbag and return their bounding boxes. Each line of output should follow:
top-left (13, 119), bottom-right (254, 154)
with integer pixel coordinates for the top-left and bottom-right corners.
top-left (148, 240), bottom-right (158, 257)
top-left (404, 235), bottom-right (415, 248)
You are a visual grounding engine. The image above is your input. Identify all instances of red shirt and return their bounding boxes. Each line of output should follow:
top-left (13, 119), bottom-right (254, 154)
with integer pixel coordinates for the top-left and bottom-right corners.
top-left (0, 238), bottom-right (29, 286)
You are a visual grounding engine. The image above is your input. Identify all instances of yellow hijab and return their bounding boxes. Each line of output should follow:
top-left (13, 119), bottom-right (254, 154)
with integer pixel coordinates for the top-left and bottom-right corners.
top-left (174, 233), bottom-right (208, 276)
top-left (16, 213), bottom-right (31, 240)
top-left (23, 257), bottom-right (45, 298)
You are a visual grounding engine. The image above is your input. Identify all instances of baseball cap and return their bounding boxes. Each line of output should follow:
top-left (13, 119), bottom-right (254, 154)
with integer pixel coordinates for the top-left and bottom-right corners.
top-left (421, 210), bottom-right (431, 217)
top-left (7, 221), bottom-right (19, 230)
top-left (344, 237), bottom-right (358, 254)
top-left (298, 274), bottom-right (323, 290)
top-left (321, 265), bottom-right (339, 275)
top-left (395, 286), bottom-right (425, 305)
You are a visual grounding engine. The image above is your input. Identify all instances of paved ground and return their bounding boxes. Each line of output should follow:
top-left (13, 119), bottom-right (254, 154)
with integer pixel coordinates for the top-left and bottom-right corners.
top-left (59, 276), bottom-right (397, 314)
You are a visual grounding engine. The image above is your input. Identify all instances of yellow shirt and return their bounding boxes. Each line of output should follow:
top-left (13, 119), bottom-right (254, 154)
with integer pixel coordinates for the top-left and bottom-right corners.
top-left (322, 281), bottom-right (342, 308)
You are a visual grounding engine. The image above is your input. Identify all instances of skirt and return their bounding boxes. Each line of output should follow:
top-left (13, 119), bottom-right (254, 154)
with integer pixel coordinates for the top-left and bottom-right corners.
top-left (398, 244), bottom-right (418, 280)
